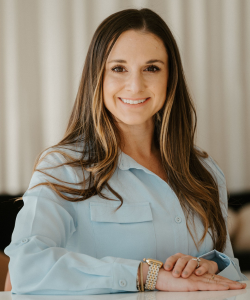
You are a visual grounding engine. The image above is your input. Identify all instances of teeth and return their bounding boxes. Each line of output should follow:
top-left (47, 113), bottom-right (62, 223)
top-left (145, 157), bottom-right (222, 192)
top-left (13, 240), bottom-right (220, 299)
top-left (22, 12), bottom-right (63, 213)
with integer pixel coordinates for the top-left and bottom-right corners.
top-left (120, 98), bottom-right (147, 104)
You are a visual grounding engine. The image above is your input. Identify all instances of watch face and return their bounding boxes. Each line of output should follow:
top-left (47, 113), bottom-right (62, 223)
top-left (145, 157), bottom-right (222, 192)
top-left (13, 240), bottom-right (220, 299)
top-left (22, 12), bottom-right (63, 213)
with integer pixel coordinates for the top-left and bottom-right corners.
top-left (146, 258), bottom-right (163, 267)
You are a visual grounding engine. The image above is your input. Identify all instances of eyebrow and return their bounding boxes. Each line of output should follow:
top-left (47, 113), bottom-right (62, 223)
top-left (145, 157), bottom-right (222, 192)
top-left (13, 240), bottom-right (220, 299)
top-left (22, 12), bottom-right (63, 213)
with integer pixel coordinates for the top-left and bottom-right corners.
top-left (107, 59), bottom-right (165, 65)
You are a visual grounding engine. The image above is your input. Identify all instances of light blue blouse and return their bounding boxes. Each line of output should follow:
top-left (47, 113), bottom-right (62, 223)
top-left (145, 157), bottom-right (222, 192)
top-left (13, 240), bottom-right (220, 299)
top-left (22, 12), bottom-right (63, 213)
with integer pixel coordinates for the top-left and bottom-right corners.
top-left (4, 144), bottom-right (248, 295)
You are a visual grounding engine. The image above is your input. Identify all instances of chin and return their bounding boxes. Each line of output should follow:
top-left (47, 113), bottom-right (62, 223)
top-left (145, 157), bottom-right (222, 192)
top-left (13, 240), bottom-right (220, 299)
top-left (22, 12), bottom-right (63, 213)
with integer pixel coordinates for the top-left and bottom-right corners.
top-left (119, 117), bottom-right (151, 126)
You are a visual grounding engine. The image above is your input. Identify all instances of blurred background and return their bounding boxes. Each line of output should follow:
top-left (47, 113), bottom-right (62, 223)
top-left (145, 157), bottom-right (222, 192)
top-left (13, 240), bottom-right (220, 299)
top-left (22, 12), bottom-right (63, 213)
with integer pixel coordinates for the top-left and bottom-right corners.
top-left (0, 0), bottom-right (249, 290)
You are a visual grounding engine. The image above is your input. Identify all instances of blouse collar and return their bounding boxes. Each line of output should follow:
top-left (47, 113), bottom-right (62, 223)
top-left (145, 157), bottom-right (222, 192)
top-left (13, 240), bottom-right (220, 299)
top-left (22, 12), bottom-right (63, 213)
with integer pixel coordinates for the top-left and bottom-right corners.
top-left (117, 148), bottom-right (154, 176)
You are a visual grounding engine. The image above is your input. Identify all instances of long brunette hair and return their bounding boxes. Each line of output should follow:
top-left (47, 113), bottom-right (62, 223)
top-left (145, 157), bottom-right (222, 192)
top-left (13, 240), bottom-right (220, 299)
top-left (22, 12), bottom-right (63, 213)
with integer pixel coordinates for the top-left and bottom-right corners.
top-left (17, 8), bottom-right (227, 252)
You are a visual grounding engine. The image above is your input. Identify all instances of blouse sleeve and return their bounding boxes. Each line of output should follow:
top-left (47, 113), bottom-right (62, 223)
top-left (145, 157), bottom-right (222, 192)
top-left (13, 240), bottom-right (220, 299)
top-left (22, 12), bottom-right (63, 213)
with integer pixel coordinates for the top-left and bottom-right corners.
top-left (4, 149), bottom-right (141, 295)
top-left (198, 155), bottom-right (248, 282)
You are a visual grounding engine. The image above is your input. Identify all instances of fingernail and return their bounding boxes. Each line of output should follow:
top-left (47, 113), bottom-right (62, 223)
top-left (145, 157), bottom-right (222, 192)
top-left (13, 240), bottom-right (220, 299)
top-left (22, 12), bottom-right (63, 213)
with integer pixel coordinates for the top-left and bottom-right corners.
top-left (183, 271), bottom-right (188, 275)
top-left (175, 270), bottom-right (180, 274)
top-left (165, 264), bottom-right (171, 269)
top-left (223, 285), bottom-right (229, 288)
top-left (236, 282), bottom-right (242, 285)
top-left (197, 270), bottom-right (201, 274)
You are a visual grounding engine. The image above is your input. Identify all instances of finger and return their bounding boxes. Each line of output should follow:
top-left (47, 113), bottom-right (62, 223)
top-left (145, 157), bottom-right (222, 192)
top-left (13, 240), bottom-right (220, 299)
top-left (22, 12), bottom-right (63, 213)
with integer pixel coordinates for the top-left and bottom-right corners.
top-left (217, 280), bottom-right (246, 289)
top-left (203, 273), bottom-right (241, 284)
top-left (202, 273), bottom-right (233, 284)
top-left (164, 253), bottom-right (183, 271)
top-left (181, 259), bottom-right (201, 278)
top-left (172, 256), bottom-right (192, 277)
top-left (211, 274), bottom-right (242, 282)
top-left (201, 275), bottom-right (247, 289)
top-left (195, 264), bottom-right (209, 276)
top-left (196, 280), bottom-right (230, 291)
top-left (210, 280), bottom-right (246, 290)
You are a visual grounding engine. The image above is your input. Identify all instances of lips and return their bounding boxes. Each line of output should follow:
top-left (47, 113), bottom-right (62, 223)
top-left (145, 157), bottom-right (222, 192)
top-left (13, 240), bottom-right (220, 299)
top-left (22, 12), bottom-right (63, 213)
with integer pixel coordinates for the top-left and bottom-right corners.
top-left (120, 97), bottom-right (149, 101)
top-left (118, 97), bottom-right (150, 106)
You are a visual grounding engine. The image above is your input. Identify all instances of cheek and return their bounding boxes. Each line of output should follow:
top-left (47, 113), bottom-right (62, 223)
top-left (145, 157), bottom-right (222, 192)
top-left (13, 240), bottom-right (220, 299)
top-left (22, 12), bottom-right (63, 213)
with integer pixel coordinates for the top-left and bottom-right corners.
top-left (157, 72), bottom-right (168, 91)
top-left (150, 79), bottom-right (167, 105)
top-left (103, 75), bottom-right (124, 97)
top-left (155, 76), bottom-right (168, 105)
top-left (103, 76), bottom-right (123, 113)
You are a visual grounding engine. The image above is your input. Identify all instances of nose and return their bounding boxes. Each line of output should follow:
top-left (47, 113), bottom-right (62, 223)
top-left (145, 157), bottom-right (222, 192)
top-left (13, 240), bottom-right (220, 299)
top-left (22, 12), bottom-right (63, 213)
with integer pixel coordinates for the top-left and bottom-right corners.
top-left (126, 71), bottom-right (145, 93)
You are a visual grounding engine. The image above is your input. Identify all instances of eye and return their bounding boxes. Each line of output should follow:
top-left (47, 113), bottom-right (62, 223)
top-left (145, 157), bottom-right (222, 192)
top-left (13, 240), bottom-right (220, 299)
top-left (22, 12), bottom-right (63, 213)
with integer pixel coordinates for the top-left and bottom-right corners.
top-left (110, 64), bottom-right (161, 73)
top-left (146, 65), bottom-right (160, 73)
top-left (111, 65), bottom-right (126, 73)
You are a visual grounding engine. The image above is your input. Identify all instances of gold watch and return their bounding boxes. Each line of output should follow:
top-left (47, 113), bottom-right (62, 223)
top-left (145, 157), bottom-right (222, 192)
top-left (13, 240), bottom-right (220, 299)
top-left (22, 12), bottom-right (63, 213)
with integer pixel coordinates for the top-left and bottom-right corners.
top-left (143, 258), bottom-right (163, 290)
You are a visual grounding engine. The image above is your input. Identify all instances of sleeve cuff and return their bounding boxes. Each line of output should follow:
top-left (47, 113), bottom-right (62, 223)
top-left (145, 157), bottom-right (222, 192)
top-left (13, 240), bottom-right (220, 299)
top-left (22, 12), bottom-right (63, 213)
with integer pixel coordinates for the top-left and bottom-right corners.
top-left (112, 257), bottom-right (141, 292)
top-left (199, 249), bottom-right (241, 281)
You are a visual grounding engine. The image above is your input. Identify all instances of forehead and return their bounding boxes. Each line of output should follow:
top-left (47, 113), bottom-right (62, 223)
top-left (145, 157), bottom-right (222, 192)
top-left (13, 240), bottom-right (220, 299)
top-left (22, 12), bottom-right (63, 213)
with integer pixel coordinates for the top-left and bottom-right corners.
top-left (106, 30), bottom-right (168, 62)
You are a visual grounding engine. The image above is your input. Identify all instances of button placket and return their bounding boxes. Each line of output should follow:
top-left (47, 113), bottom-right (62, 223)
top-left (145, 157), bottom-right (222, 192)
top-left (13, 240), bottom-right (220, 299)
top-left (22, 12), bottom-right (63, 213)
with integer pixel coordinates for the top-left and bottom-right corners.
top-left (174, 216), bottom-right (182, 224)
top-left (21, 238), bottom-right (29, 244)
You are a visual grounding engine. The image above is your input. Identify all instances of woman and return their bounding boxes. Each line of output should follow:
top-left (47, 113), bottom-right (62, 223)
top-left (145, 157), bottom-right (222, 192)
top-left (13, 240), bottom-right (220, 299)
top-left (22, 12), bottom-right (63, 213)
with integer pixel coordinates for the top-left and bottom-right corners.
top-left (4, 8), bottom-right (247, 295)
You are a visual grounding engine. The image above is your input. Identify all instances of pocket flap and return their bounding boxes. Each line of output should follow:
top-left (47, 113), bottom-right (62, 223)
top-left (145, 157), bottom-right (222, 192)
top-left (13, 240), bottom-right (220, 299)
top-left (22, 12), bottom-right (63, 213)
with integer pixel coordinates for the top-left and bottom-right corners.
top-left (90, 202), bottom-right (153, 223)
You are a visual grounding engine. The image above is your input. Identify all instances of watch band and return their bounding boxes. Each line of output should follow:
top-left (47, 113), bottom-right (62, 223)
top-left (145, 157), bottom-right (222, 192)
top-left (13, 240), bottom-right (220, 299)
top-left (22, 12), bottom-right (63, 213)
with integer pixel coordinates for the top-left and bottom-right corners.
top-left (143, 258), bottom-right (163, 290)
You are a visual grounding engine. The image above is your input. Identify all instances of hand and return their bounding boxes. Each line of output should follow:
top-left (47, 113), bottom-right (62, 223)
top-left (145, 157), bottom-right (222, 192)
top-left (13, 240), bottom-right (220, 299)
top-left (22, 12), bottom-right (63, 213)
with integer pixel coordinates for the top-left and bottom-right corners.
top-left (155, 268), bottom-right (247, 292)
top-left (163, 252), bottom-right (218, 278)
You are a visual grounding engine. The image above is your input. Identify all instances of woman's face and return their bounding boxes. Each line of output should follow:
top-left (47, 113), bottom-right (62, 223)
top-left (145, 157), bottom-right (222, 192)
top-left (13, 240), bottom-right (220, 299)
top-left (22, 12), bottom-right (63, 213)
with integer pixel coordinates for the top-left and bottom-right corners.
top-left (103, 29), bottom-right (168, 127)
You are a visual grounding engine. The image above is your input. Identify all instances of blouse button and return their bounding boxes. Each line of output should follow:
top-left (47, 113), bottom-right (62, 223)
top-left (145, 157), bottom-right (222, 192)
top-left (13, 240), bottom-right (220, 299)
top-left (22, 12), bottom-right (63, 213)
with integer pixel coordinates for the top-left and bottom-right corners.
top-left (175, 216), bottom-right (182, 224)
top-left (21, 238), bottom-right (29, 243)
top-left (119, 279), bottom-right (127, 287)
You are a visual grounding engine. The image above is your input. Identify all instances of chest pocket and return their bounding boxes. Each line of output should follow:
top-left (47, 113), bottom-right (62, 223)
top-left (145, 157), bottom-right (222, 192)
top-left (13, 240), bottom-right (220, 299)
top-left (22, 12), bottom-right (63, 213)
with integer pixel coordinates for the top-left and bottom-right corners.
top-left (90, 201), bottom-right (156, 260)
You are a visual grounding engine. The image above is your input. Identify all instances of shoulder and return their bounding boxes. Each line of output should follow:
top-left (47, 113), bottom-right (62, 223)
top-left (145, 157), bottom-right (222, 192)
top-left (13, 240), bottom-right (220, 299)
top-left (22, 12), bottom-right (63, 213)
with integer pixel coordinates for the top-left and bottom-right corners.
top-left (194, 145), bottom-right (226, 185)
top-left (29, 142), bottom-right (88, 190)
top-left (38, 143), bottom-right (83, 166)
top-left (194, 145), bottom-right (228, 213)
top-left (21, 145), bottom-right (83, 225)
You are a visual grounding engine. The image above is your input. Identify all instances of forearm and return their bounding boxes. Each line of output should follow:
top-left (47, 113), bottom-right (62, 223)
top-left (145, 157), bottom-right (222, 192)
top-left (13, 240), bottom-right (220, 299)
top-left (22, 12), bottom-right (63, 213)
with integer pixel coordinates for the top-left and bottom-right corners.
top-left (5, 234), bottom-right (142, 294)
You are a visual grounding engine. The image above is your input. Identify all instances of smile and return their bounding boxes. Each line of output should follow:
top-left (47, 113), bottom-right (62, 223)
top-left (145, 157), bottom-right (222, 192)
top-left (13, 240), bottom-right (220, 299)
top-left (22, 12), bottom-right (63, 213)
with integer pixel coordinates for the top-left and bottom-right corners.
top-left (119, 97), bottom-right (150, 105)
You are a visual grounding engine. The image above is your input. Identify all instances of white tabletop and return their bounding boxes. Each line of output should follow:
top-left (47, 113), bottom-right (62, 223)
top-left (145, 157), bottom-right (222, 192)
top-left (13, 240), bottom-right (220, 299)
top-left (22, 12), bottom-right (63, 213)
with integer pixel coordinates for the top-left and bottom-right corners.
top-left (0, 281), bottom-right (249, 300)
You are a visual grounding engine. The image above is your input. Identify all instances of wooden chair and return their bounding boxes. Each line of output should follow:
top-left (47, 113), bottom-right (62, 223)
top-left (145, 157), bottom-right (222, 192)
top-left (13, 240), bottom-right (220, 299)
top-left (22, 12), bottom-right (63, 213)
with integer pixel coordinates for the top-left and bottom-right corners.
top-left (0, 251), bottom-right (11, 291)
top-left (4, 270), bottom-right (11, 291)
